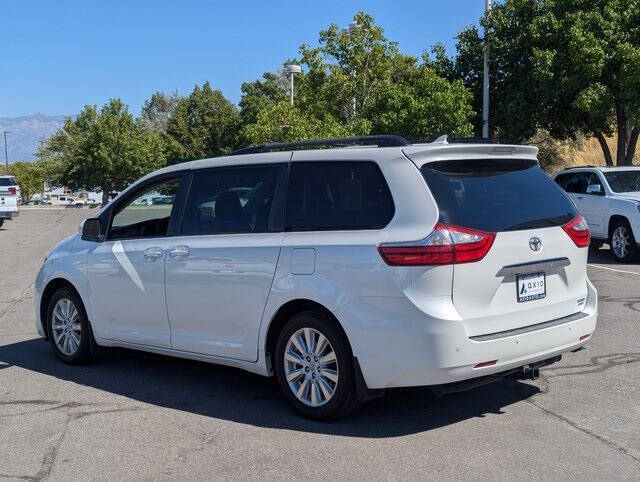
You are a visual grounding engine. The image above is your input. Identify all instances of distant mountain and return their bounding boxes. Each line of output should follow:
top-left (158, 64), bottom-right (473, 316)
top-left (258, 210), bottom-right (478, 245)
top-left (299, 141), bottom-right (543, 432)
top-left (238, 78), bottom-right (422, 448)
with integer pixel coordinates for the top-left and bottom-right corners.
top-left (0, 113), bottom-right (66, 162)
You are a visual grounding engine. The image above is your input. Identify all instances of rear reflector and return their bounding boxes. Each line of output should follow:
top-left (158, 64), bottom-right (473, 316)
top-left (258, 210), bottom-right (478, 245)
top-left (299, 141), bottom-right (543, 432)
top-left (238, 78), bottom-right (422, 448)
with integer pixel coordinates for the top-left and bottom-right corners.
top-left (579, 334), bottom-right (590, 341)
top-left (474, 360), bottom-right (497, 368)
top-left (562, 215), bottom-right (590, 248)
top-left (378, 223), bottom-right (495, 266)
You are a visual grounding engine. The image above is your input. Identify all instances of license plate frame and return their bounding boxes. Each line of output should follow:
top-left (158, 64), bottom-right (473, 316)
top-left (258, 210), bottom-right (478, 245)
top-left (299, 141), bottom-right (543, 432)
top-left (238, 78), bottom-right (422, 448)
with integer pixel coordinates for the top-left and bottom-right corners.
top-left (516, 272), bottom-right (546, 303)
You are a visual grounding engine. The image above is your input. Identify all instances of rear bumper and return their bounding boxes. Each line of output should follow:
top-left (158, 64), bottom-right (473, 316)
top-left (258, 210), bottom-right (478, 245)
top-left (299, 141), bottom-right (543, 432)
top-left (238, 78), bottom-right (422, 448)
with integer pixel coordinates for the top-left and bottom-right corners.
top-left (338, 279), bottom-right (597, 389)
top-left (0, 209), bottom-right (18, 219)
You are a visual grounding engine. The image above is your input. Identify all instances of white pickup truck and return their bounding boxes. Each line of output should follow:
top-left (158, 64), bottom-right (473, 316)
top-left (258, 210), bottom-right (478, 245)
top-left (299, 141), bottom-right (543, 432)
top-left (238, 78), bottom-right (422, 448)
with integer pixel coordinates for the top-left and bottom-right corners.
top-left (0, 175), bottom-right (20, 228)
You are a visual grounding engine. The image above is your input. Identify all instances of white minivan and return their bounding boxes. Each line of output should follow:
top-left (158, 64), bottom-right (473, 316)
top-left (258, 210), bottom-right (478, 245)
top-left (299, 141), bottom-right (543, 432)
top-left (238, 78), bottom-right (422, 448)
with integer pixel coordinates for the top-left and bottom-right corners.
top-left (35, 136), bottom-right (597, 419)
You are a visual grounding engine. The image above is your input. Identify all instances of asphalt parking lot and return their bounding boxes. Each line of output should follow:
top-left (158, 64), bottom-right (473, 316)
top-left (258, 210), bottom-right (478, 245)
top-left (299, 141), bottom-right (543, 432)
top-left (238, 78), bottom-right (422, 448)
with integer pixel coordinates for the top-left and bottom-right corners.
top-left (1, 209), bottom-right (639, 480)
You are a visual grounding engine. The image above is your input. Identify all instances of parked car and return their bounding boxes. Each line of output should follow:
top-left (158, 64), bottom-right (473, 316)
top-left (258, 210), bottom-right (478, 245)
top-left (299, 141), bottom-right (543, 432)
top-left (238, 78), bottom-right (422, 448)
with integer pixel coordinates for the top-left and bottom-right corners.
top-left (0, 175), bottom-right (20, 227)
top-left (57, 196), bottom-right (84, 207)
top-left (34, 135), bottom-right (597, 419)
top-left (554, 166), bottom-right (640, 262)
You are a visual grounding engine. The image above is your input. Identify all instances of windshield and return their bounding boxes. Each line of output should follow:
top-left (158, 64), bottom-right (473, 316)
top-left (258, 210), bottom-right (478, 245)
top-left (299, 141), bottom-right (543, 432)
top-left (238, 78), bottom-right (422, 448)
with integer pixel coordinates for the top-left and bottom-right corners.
top-left (421, 159), bottom-right (577, 232)
top-left (603, 170), bottom-right (640, 193)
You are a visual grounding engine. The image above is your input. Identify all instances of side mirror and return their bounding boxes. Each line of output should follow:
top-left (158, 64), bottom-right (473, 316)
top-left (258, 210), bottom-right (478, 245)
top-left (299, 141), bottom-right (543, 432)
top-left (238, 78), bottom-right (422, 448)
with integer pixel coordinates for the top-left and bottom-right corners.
top-left (82, 218), bottom-right (103, 241)
top-left (586, 184), bottom-right (603, 195)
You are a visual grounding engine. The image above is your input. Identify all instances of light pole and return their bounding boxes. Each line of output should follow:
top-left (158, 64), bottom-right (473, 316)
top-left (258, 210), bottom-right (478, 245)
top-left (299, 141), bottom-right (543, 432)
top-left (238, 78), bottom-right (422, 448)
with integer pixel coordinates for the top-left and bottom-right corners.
top-left (3, 131), bottom-right (12, 168)
top-left (284, 64), bottom-right (302, 106)
top-left (342, 22), bottom-right (358, 118)
top-left (482, 0), bottom-right (491, 139)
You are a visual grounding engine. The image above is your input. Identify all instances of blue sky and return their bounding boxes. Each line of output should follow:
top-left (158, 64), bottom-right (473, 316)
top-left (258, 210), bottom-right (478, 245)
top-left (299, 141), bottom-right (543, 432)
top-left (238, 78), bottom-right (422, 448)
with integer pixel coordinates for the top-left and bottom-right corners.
top-left (1, 1), bottom-right (484, 118)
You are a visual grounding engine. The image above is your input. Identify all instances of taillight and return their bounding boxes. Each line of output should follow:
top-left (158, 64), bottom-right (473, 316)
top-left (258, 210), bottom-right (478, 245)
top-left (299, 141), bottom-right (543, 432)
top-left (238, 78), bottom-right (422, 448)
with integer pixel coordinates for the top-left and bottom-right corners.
top-left (378, 223), bottom-right (495, 266)
top-left (562, 215), bottom-right (590, 248)
top-left (8, 187), bottom-right (16, 195)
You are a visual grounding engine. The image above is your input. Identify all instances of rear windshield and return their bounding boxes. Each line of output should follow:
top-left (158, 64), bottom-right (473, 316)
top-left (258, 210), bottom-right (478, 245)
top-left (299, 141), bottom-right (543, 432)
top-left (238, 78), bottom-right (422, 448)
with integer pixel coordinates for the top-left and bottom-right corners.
top-left (603, 170), bottom-right (640, 193)
top-left (0, 177), bottom-right (16, 186)
top-left (421, 159), bottom-right (577, 232)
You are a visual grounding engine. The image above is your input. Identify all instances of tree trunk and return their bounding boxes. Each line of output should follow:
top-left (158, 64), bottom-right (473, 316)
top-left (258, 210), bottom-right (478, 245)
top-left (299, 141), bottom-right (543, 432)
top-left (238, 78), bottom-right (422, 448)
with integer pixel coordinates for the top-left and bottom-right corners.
top-left (616, 104), bottom-right (627, 166)
top-left (626, 127), bottom-right (639, 166)
top-left (594, 131), bottom-right (614, 166)
top-left (614, 103), bottom-right (639, 166)
top-left (101, 189), bottom-right (110, 206)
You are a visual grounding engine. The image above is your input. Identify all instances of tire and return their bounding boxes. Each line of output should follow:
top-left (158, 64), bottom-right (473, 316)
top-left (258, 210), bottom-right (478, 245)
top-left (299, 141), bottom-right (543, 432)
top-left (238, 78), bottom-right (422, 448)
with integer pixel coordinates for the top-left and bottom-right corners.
top-left (274, 310), bottom-right (361, 420)
top-left (0, 219), bottom-right (3, 228)
top-left (46, 287), bottom-right (94, 364)
top-left (589, 240), bottom-right (603, 251)
top-left (609, 219), bottom-right (638, 263)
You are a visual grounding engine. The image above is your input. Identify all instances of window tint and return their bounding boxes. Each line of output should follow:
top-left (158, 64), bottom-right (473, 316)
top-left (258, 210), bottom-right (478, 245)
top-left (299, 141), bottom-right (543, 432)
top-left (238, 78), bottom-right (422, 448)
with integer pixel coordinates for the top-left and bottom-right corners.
top-left (564, 174), bottom-right (585, 193)
top-left (181, 164), bottom-right (282, 235)
top-left (562, 172), bottom-right (601, 194)
top-left (603, 170), bottom-right (640, 193)
top-left (285, 161), bottom-right (394, 231)
top-left (421, 159), bottom-right (577, 232)
top-left (109, 178), bottom-right (181, 240)
top-left (584, 172), bottom-right (603, 194)
top-left (0, 177), bottom-right (16, 186)
top-left (554, 173), bottom-right (571, 190)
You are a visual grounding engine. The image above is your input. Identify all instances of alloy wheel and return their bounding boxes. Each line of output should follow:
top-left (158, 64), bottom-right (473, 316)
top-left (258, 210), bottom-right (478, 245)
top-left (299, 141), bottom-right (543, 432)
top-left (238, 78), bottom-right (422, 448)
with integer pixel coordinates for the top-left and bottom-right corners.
top-left (51, 298), bottom-right (82, 356)
top-left (283, 327), bottom-right (339, 407)
top-left (612, 226), bottom-right (630, 259)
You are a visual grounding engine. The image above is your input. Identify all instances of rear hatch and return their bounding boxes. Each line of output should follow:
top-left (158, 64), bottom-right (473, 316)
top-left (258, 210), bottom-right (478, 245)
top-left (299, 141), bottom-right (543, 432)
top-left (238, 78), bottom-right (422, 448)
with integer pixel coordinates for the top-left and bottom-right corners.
top-left (419, 158), bottom-right (589, 337)
top-left (0, 177), bottom-right (19, 216)
top-left (0, 177), bottom-right (17, 196)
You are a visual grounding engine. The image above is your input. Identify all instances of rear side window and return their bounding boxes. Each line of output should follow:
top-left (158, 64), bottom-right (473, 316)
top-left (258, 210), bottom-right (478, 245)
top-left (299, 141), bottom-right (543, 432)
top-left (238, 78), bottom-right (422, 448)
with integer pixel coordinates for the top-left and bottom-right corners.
top-left (603, 170), bottom-right (640, 193)
top-left (285, 161), bottom-right (394, 231)
top-left (181, 164), bottom-right (283, 235)
top-left (421, 159), bottom-right (577, 232)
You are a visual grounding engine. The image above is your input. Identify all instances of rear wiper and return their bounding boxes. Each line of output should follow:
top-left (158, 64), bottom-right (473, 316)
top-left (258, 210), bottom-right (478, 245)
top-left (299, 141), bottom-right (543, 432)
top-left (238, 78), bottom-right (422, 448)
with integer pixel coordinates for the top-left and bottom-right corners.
top-left (504, 214), bottom-right (574, 231)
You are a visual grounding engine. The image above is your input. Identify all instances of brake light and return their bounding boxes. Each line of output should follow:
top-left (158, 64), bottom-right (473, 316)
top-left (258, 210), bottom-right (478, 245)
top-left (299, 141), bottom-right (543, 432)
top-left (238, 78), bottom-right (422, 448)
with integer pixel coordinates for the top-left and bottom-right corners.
top-left (8, 187), bottom-right (16, 195)
top-left (562, 215), bottom-right (590, 248)
top-left (378, 223), bottom-right (495, 266)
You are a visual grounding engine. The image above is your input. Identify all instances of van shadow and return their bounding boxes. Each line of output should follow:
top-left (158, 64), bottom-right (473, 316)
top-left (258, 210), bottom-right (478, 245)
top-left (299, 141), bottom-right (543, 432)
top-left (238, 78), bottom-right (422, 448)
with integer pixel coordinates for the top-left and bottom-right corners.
top-left (0, 338), bottom-right (540, 438)
top-left (588, 246), bottom-right (616, 265)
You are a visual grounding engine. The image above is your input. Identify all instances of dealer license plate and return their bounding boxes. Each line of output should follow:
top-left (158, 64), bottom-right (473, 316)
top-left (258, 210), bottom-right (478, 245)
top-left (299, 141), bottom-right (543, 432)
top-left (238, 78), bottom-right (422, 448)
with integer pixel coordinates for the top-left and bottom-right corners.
top-left (517, 272), bottom-right (546, 302)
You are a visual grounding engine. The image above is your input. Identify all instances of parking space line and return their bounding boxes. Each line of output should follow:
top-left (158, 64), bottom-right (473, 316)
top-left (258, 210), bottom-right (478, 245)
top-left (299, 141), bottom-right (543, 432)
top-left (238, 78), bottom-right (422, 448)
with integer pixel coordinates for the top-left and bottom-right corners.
top-left (587, 264), bottom-right (640, 276)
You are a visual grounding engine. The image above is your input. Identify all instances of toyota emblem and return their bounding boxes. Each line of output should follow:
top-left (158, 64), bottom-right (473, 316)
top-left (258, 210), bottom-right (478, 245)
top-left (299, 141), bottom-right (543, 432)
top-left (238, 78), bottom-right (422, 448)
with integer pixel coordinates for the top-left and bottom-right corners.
top-left (529, 237), bottom-right (542, 252)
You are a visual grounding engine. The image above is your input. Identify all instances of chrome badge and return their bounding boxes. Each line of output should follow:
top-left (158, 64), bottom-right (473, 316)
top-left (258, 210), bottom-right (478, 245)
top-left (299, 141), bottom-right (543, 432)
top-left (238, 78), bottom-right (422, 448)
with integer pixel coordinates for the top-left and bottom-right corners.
top-left (529, 236), bottom-right (542, 252)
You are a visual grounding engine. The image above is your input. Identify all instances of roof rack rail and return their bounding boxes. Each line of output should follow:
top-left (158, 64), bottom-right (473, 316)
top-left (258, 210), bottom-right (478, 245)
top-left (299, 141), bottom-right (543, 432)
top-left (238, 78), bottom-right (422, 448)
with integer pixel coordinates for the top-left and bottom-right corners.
top-left (229, 135), bottom-right (410, 156)
top-left (563, 165), bottom-right (598, 169)
top-left (416, 135), bottom-right (501, 145)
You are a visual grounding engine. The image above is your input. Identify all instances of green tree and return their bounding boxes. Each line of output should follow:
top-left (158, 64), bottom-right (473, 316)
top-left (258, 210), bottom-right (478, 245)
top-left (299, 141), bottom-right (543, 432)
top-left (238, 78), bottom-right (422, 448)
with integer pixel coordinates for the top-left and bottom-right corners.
top-left (239, 72), bottom-right (289, 128)
top-left (2, 161), bottom-right (47, 203)
top-left (139, 90), bottom-right (181, 133)
top-left (455, 0), bottom-right (640, 165)
top-left (242, 101), bottom-right (369, 144)
top-left (239, 12), bottom-right (475, 143)
top-left (41, 99), bottom-right (165, 204)
top-left (164, 82), bottom-right (240, 163)
top-left (371, 62), bottom-right (474, 139)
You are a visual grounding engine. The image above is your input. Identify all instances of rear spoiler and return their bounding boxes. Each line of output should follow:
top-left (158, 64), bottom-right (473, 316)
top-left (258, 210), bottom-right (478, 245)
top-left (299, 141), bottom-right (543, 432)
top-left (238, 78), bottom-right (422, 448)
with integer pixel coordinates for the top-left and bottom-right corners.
top-left (403, 144), bottom-right (539, 167)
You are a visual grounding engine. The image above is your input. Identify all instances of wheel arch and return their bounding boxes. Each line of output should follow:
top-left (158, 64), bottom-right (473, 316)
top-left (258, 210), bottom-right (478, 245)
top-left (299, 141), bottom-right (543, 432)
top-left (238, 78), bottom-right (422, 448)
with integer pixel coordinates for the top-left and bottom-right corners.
top-left (40, 278), bottom-right (85, 340)
top-left (264, 299), bottom-right (351, 373)
top-left (608, 214), bottom-right (630, 238)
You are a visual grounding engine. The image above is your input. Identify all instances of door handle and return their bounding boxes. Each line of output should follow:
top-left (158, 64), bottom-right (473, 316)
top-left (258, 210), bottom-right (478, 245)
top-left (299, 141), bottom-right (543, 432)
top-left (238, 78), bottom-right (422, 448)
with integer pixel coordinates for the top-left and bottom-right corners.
top-left (168, 245), bottom-right (190, 258)
top-left (144, 247), bottom-right (163, 260)
top-left (576, 196), bottom-right (583, 200)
